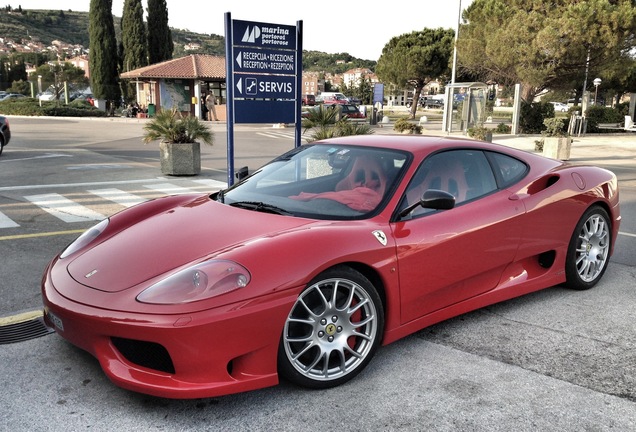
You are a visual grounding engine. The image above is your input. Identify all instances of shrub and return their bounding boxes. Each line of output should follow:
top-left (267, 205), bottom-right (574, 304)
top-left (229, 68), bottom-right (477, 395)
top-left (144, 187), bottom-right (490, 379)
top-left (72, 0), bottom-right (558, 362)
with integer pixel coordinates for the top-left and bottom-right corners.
top-left (0, 97), bottom-right (105, 117)
top-left (543, 117), bottom-right (568, 137)
top-left (495, 123), bottom-right (511, 134)
top-left (467, 125), bottom-right (491, 141)
top-left (520, 101), bottom-right (554, 134)
top-left (585, 105), bottom-right (624, 133)
top-left (393, 117), bottom-right (422, 134)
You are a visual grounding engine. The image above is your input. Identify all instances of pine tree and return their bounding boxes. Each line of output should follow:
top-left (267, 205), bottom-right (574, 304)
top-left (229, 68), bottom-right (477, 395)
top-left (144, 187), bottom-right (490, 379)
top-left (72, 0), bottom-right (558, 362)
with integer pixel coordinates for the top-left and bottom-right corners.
top-left (121, 0), bottom-right (148, 102)
top-left (89, 0), bottom-right (121, 110)
top-left (147, 0), bottom-right (173, 64)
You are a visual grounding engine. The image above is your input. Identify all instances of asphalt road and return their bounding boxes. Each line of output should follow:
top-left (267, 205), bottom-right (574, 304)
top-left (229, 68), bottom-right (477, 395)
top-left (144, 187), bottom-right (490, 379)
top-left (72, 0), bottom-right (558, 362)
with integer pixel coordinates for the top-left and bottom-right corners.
top-left (1, 117), bottom-right (635, 431)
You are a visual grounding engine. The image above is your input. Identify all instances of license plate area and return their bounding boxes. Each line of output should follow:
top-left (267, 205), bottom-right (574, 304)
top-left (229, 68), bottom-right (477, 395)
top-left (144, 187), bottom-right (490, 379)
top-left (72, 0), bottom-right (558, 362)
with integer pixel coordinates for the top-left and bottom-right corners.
top-left (48, 311), bottom-right (64, 332)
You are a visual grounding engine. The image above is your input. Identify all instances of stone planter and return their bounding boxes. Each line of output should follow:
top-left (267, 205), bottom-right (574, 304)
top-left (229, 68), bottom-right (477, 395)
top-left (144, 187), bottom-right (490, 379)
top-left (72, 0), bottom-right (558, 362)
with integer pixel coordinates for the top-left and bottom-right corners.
top-left (542, 136), bottom-right (572, 160)
top-left (159, 141), bottom-right (201, 175)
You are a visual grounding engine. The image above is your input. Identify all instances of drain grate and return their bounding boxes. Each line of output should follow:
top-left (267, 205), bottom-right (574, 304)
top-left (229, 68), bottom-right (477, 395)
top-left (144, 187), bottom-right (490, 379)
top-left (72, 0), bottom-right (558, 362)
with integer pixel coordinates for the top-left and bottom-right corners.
top-left (0, 311), bottom-right (55, 344)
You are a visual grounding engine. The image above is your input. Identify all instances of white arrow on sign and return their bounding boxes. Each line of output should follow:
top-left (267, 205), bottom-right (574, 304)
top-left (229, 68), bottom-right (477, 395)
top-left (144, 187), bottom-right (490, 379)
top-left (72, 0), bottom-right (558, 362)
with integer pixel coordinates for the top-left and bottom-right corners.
top-left (236, 77), bottom-right (243, 94)
top-left (236, 51), bottom-right (242, 68)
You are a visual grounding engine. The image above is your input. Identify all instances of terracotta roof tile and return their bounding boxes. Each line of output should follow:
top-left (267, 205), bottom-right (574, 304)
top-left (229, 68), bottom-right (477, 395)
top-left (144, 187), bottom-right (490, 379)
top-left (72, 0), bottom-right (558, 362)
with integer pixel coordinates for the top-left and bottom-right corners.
top-left (120, 54), bottom-right (226, 79)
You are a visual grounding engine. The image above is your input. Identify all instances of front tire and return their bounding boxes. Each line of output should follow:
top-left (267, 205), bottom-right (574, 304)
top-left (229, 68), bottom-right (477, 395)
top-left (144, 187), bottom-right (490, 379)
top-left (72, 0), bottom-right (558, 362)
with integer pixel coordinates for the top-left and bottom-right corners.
top-left (278, 266), bottom-right (384, 389)
top-left (564, 206), bottom-right (611, 290)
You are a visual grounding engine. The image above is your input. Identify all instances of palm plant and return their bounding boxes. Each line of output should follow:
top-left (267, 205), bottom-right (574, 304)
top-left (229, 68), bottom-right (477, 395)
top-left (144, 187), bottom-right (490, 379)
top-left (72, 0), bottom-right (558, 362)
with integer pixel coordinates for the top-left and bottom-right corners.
top-left (142, 108), bottom-right (213, 145)
top-left (301, 105), bottom-right (374, 142)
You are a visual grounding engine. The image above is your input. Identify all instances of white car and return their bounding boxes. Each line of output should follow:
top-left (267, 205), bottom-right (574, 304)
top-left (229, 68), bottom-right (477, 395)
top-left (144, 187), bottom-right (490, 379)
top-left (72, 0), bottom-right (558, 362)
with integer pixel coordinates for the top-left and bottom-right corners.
top-left (551, 102), bottom-right (569, 112)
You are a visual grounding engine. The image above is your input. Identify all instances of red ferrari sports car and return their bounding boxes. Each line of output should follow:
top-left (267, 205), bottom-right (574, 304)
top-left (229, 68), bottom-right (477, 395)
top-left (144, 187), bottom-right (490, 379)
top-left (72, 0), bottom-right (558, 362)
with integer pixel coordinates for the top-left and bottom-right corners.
top-left (42, 135), bottom-right (620, 399)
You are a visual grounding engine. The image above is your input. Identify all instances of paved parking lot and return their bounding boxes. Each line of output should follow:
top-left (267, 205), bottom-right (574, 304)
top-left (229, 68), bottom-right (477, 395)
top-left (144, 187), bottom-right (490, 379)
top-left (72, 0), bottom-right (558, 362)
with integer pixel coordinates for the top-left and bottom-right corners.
top-left (1, 117), bottom-right (635, 430)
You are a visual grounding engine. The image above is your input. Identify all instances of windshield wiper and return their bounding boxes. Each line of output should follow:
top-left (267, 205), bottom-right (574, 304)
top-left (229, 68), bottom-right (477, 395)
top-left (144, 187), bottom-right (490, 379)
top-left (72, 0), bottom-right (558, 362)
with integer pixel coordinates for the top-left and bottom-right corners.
top-left (229, 201), bottom-right (291, 215)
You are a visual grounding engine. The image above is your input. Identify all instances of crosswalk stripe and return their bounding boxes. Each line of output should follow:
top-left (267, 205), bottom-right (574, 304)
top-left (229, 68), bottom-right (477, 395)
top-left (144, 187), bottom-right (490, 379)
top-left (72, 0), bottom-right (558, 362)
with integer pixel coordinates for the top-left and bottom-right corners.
top-left (257, 132), bottom-right (295, 139)
top-left (0, 211), bottom-right (20, 228)
top-left (2, 180), bottom-right (228, 230)
top-left (192, 179), bottom-right (228, 190)
top-left (25, 193), bottom-right (106, 223)
top-left (88, 188), bottom-right (147, 208)
top-left (143, 183), bottom-right (199, 195)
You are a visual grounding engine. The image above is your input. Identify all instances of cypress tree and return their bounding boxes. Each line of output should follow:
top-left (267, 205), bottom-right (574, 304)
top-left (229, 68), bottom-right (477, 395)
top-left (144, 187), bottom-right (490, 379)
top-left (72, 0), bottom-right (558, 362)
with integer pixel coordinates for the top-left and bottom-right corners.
top-left (121, 0), bottom-right (148, 102)
top-left (147, 0), bottom-right (173, 64)
top-left (89, 0), bottom-right (121, 110)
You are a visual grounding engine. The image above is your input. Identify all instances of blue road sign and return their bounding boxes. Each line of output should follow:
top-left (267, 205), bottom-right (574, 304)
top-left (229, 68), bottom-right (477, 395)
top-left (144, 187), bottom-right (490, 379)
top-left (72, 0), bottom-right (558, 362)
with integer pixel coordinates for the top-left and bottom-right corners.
top-left (233, 19), bottom-right (296, 49)
top-left (234, 74), bottom-right (295, 99)
top-left (234, 47), bottom-right (296, 75)
top-left (234, 100), bottom-right (296, 123)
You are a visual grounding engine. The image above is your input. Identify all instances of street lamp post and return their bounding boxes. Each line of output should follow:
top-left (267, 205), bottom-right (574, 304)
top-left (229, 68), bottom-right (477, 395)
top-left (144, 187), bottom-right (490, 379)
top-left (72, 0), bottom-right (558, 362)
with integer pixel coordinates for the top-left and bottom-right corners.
top-left (593, 77), bottom-right (602, 106)
top-left (443, 0), bottom-right (462, 133)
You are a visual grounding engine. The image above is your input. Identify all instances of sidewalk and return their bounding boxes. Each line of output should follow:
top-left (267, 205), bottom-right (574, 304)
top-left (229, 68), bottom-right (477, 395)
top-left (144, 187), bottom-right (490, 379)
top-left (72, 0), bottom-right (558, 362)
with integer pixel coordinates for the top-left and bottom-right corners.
top-left (371, 120), bottom-right (635, 165)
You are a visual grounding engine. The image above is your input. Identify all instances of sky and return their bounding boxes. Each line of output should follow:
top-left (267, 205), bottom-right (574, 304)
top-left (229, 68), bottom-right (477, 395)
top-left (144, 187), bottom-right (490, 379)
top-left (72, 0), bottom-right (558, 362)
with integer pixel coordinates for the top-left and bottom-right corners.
top-left (12, 0), bottom-right (474, 60)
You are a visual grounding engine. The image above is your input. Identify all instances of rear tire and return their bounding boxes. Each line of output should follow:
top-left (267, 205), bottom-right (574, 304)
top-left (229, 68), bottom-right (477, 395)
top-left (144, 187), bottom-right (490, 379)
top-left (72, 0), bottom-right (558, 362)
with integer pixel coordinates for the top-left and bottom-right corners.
top-left (564, 206), bottom-right (611, 290)
top-left (278, 266), bottom-right (384, 389)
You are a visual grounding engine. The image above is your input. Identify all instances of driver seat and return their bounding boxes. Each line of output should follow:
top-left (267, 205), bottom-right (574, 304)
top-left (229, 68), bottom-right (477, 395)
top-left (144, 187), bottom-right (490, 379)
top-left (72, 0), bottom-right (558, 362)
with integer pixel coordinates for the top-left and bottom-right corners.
top-left (406, 159), bottom-right (468, 204)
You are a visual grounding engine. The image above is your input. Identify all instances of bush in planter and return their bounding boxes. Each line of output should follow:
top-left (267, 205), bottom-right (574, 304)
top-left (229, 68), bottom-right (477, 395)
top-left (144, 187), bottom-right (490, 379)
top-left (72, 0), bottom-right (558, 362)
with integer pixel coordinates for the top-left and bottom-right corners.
top-left (539, 117), bottom-right (572, 160)
top-left (393, 117), bottom-right (422, 134)
top-left (467, 125), bottom-right (491, 141)
top-left (142, 109), bottom-right (213, 175)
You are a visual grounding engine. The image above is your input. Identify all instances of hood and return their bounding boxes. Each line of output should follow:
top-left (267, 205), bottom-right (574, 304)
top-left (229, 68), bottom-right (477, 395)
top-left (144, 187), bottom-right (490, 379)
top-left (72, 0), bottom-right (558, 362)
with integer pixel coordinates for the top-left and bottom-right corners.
top-left (66, 196), bottom-right (312, 292)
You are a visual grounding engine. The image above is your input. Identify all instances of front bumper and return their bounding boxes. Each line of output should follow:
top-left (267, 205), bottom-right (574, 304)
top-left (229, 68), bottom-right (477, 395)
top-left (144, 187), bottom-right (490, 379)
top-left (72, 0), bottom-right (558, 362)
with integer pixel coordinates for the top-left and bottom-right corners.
top-left (42, 264), bottom-right (299, 399)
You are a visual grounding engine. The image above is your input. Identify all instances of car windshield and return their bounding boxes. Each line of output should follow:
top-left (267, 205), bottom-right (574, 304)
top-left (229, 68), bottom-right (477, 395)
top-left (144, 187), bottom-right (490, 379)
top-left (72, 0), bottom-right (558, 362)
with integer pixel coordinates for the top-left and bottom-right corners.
top-left (221, 144), bottom-right (409, 220)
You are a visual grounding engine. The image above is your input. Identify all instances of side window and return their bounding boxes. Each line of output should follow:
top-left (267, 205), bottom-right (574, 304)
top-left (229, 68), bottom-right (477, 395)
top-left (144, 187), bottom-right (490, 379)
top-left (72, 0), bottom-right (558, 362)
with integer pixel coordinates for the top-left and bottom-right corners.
top-left (487, 152), bottom-right (528, 188)
top-left (400, 150), bottom-right (497, 218)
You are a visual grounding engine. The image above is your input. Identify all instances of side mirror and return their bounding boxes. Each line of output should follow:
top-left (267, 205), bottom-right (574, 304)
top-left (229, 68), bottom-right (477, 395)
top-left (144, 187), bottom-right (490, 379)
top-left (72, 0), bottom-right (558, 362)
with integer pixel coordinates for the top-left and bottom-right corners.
top-left (399, 189), bottom-right (456, 218)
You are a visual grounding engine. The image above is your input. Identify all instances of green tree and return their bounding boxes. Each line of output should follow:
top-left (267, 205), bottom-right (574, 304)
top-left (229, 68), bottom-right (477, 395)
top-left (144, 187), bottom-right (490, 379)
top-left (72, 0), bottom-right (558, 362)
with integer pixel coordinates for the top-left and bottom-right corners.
top-left (120, 0), bottom-right (148, 102)
top-left (376, 28), bottom-right (455, 118)
top-left (89, 0), bottom-right (120, 111)
top-left (147, 0), bottom-right (173, 64)
top-left (7, 58), bottom-right (27, 84)
top-left (30, 62), bottom-right (89, 100)
top-left (458, 0), bottom-right (636, 102)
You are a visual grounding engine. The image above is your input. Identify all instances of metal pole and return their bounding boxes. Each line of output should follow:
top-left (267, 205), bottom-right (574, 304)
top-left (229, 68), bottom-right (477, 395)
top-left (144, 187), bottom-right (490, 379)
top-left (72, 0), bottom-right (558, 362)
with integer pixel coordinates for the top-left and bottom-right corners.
top-left (224, 12), bottom-right (235, 186)
top-left (581, 49), bottom-right (590, 104)
top-left (443, 0), bottom-right (462, 133)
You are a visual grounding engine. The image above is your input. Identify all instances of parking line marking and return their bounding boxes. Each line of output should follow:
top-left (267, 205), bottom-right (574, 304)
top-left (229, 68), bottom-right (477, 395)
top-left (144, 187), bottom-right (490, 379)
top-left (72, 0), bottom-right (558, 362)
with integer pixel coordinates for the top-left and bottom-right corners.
top-left (0, 310), bottom-right (43, 326)
top-left (25, 193), bottom-right (105, 223)
top-left (0, 229), bottom-right (85, 241)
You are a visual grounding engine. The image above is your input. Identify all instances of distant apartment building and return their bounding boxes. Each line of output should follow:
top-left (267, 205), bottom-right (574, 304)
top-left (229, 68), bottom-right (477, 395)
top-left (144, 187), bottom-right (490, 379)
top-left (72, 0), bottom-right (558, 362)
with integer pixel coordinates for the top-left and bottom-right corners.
top-left (301, 71), bottom-right (322, 95)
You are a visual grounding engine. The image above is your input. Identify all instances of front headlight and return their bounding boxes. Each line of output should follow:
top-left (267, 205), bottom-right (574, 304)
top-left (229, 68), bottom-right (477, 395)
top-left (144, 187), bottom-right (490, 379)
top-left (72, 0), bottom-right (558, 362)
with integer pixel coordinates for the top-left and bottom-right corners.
top-left (136, 260), bottom-right (251, 304)
top-left (60, 219), bottom-right (109, 259)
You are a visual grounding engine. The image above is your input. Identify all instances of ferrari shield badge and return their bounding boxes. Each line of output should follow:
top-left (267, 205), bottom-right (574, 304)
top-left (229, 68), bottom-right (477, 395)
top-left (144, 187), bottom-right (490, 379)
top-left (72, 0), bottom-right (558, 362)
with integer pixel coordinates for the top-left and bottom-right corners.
top-left (372, 230), bottom-right (387, 246)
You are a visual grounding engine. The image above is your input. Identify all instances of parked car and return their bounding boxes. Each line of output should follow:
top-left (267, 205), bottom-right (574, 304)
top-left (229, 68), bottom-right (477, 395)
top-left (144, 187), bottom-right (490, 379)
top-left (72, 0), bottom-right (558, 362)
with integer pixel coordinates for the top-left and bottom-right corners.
top-left (423, 98), bottom-right (444, 109)
top-left (347, 96), bottom-right (362, 105)
top-left (301, 94), bottom-right (316, 106)
top-left (318, 92), bottom-right (349, 105)
top-left (0, 93), bottom-right (26, 101)
top-left (551, 102), bottom-right (569, 112)
top-left (42, 135), bottom-right (620, 399)
top-left (302, 104), bottom-right (365, 119)
top-left (0, 115), bottom-right (11, 157)
top-left (339, 103), bottom-right (365, 118)
top-left (406, 96), bottom-right (445, 109)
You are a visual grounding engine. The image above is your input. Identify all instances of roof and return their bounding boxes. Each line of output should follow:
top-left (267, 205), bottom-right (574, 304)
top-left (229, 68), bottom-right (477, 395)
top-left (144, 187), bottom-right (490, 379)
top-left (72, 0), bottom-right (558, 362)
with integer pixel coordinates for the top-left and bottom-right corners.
top-left (120, 54), bottom-right (226, 80)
